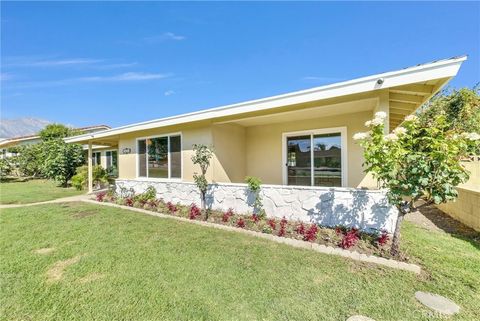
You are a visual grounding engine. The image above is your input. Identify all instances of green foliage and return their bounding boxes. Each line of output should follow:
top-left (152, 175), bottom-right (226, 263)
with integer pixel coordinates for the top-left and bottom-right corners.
top-left (191, 144), bottom-right (214, 212)
top-left (245, 176), bottom-right (265, 218)
top-left (418, 87), bottom-right (480, 133)
top-left (355, 109), bottom-right (479, 255)
top-left (42, 140), bottom-right (85, 187)
top-left (134, 186), bottom-right (157, 203)
top-left (0, 158), bottom-right (13, 178)
top-left (71, 165), bottom-right (109, 190)
top-left (15, 144), bottom-right (45, 177)
top-left (39, 123), bottom-right (78, 141)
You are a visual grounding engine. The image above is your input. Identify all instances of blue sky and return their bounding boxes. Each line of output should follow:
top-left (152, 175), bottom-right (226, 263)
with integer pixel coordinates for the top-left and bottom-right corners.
top-left (1, 1), bottom-right (479, 128)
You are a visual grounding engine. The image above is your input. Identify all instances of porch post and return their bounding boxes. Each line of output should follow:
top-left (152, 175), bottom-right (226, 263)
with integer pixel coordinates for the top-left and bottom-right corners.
top-left (88, 141), bottom-right (93, 194)
top-left (376, 90), bottom-right (390, 133)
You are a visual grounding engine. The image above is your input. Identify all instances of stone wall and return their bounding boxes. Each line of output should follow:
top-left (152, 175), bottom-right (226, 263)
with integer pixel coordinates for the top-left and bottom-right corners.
top-left (115, 179), bottom-right (399, 233)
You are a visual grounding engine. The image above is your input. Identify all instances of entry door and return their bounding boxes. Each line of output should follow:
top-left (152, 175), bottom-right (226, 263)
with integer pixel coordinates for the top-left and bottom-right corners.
top-left (285, 129), bottom-right (345, 187)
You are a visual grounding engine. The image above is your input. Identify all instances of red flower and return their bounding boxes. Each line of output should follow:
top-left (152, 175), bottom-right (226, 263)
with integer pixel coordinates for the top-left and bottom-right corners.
top-left (303, 224), bottom-right (318, 242)
top-left (377, 231), bottom-right (389, 246)
top-left (189, 204), bottom-right (201, 220)
top-left (167, 202), bottom-right (178, 213)
top-left (222, 208), bottom-right (234, 222)
top-left (267, 219), bottom-right (276, 230)
top-left (251, 214), bottom-right (260, 223)
top-left (295, 223), bottom-right (305, 235)
top-left (96, 192), bottom-right (106, 202)
top-left (236, 218), bottom-right (246, 228)
top-left (278, 227), bottom-right (286, 237)
top-left (125, 197), bottom-right (134, 207)
top-left (339, 228), bottom-right (359, 249)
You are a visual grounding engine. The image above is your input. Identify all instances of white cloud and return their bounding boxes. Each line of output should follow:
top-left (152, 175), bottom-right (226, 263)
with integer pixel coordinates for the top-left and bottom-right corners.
top-left (5, 57), bottom-right (102, 67)
top-left (164, 90), bottom-right (175, 96)
top-left (79, 72), bottom-right (170, 82)
top-left (143, 32), bottom-right (186, 43)
top-left (5, 72), bottom-right (172, 88)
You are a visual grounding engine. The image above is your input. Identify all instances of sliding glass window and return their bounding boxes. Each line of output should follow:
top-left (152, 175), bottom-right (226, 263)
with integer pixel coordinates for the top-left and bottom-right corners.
top-left (286, 130), bottom-right (343, 187)
top-left (137, 134), bottom-right (182, 179)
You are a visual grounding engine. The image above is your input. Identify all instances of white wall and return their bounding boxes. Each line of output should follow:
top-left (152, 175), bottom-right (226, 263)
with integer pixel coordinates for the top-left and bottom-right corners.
top-left (116, 179), bottom-right (398, 233)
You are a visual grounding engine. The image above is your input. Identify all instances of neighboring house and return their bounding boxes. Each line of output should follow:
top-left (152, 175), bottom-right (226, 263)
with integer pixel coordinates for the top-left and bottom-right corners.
top-left (65, 56), bottom-right (466, 233)
top-left (0, 125), bottom-right (117, 173)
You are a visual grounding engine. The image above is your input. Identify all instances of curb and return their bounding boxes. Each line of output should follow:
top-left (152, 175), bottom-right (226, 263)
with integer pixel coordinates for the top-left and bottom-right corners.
top-left (82, 199), bottom-right (422, 274)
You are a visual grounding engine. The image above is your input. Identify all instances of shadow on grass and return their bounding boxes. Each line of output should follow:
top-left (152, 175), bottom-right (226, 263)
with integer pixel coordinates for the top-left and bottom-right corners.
top-left (416, 204), bottom-right (480, 251)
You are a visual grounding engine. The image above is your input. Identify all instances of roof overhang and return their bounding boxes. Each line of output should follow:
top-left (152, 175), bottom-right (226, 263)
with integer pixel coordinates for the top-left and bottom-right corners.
top-left (65, 56), bottom-right (467, 144)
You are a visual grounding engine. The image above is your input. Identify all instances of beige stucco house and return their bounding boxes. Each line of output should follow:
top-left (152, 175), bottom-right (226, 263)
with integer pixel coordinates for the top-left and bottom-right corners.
top-left (65, 56), bottom-right (467, 233)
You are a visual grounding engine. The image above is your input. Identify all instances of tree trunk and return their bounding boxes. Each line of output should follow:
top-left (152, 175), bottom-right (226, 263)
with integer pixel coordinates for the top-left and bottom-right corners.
top-left (390, 211), bottom-right (404, 257)
top-left (200, 191), bottom-right (208, 220)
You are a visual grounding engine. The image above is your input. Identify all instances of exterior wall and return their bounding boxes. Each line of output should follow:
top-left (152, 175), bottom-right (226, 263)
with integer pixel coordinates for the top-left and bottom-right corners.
top-left (437, 186), bottom-right (480, 232)
top-left (116, 179), bottom-right (398, 233)
top-left (245, 110), bottom-right (374, 188)
top-left (117, 124), bottom-right (214, 181)
top-left (211, 124), bottom-right (246, 183)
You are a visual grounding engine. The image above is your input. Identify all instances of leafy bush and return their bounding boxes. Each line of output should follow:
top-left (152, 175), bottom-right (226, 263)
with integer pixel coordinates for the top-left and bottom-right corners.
top-left (377, 231), bottom-right (389, 246)
top-left (303, 224), bottom-right (319, 242)
top-left (222, 208), bottom-right (234, 222)
top-left (96, 192), bottom-right (107, 202)
top-left (236, 218), bottom-right (245, 228)
top-left (245, 176), bottom-right (265, 218)
top-left (71, 165), bottom-right (109, 190)
top-left (189, 203), bottom-right (201, 220)
top-left (267, 218), bottom-right (276, 230)
top-left (355, 109), bottom-right (479, 255)
top-left (42, 140), bottom-right (84, 187)
top-left (339, 228), bottom-right (359, 249)
top-left (0, 158), bottom-right (13, 178)
top-left (166, 201), bottom-right (178, 214)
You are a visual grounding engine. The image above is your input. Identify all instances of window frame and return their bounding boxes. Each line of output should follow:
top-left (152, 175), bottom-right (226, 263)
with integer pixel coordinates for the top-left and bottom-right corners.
top-left (105, 149), bottom-right (118, 169)
top-left (282, 127), bottom-right (347, 187)
top-left (92, 151), bottom-right (102, 167)
top-left (135, 132), bottom-right (183, 181)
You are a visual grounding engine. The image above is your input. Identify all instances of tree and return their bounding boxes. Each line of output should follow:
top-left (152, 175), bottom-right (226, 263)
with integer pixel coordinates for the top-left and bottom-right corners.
top-left (16, 144), bottom-right (45, 177)
top-left (42, 140), bottom-right (85, 187)
top-left (418, 87), bottom-right (480, 133)
top-left (39, 123), bottom-right (78, 141)
top-left (191, 144), bottom-right (214, 216)
top-left (354, 111), bottom-right (479, 256)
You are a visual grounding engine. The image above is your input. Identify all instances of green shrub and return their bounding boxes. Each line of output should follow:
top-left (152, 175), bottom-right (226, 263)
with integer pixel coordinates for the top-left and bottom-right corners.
top-left (71, 165), bottom-right (109, 190)
top-left (245, 176), bottom-right (265, 218)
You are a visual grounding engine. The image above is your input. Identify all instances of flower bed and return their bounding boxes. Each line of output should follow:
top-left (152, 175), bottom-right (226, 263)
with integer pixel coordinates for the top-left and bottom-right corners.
top-left (96, 188), bottom-right (404, 260)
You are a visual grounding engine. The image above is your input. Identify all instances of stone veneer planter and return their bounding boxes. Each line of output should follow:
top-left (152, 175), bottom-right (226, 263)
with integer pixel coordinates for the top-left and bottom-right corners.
top-left (116, 179), bottom-right (399, 234)
top-left (84, 199), bottom-right (421, 274)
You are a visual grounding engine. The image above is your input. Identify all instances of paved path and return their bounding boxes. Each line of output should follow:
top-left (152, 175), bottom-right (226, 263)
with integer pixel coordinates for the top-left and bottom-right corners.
top-left (0, 194), bottom-right (92, 209)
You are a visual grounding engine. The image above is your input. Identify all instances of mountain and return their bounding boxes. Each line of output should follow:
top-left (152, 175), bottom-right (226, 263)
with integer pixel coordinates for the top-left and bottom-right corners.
top-left (0, 117), bottom-right (52, 139)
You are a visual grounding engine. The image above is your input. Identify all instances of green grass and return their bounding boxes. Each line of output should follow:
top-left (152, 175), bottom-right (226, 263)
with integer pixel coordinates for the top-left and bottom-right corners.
top-left (0, 179), bottom-right (84, 204)
top-left (0, 202), bottom-right (479, 321)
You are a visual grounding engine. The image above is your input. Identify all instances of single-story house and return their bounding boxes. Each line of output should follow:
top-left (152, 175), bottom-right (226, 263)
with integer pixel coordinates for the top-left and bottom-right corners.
top-left (65, 56), bottom-right (466, 233)
top-left (0, 125), bottom-right (112, 161)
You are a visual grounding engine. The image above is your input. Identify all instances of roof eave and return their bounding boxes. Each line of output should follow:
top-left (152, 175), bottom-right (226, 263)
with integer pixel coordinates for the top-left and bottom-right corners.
top-left (65, 56), bottom-right (467, 144)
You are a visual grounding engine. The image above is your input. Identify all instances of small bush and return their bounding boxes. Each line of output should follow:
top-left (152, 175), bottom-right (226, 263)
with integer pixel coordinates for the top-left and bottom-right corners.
top-left (222, 208), bottom-right (234, 222)
top-left (251, 214), bottom-right (260, 223)
top-left (167, 202), bottom-right (178, 214)
top-left (96, 192), bottom-right (106, 202)
top-left (71, 165), bottom-right (109, 190)
top-left (377, 231), bottom-right (389, 246)
top-left (303, 224), bottom-right (318, 242)
top-left (125, 197), bottom-right (134, 207)
top-left (339, 228), bottom-right (359, 249)
top-left (189, 204), bottom-right (201, 220)
top-left (236, 218), bottom-right (246, 228)
top-left (295, 223), bottom-right (305, 235)
top-left (267, 218), bottom-right (276, 230)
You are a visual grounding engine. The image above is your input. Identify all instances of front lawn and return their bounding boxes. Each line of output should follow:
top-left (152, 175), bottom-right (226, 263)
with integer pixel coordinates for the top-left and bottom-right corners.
top-left (0, 202), bottom-right (479, 320)
top-left (0, 179), bottom-right (84, 204)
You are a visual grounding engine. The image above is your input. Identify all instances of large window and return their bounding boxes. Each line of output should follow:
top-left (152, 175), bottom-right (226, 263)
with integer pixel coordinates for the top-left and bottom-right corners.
top-left (92, 152), bottom-right (101, 166)
top-left (284, 128), bottom-right (345, 187)
top-left (105, 150), bottom-right (118, 169)
top-left (137, 134), bottom-right (182, 179)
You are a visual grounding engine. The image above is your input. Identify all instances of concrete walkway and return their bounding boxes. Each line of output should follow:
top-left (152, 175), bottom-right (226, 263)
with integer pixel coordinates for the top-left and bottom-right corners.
top-left (0, 194), bottom-right (92, 209)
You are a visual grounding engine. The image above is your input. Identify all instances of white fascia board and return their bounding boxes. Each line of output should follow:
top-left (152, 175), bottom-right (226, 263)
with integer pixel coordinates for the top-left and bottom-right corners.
top-left (65, 56), bottom-right (466, 143)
